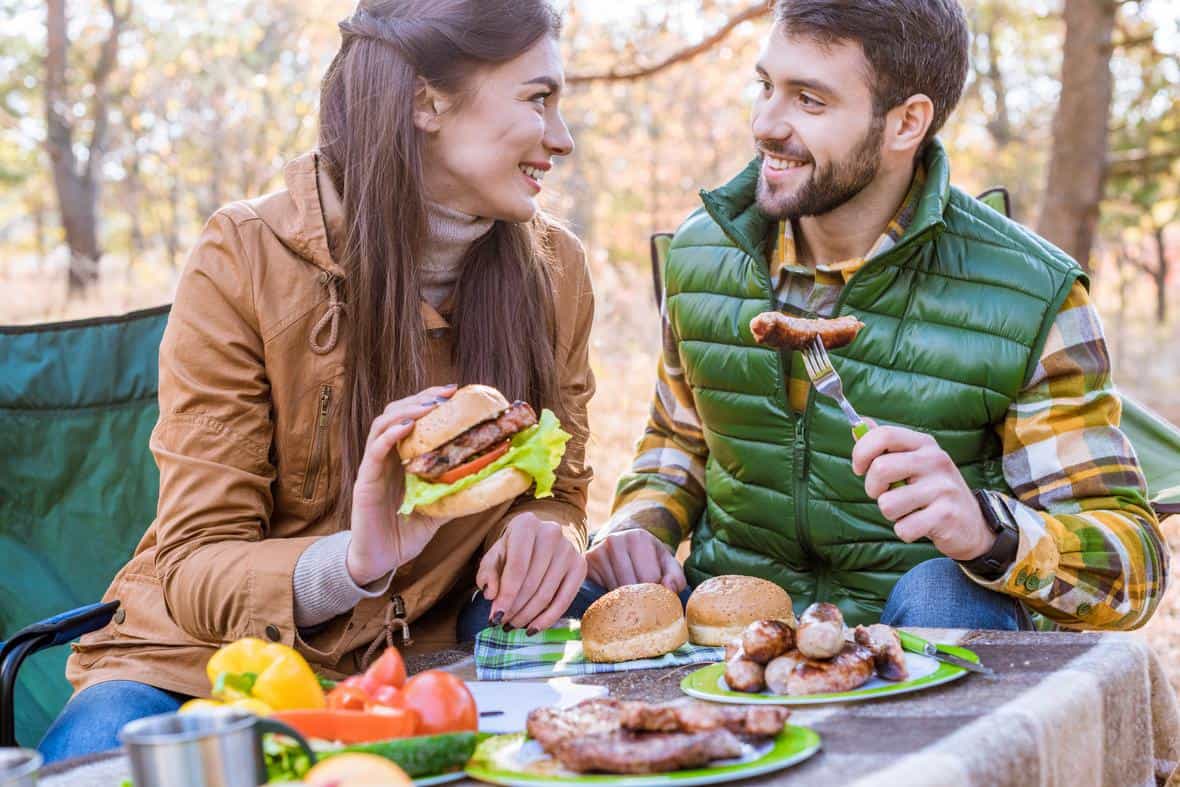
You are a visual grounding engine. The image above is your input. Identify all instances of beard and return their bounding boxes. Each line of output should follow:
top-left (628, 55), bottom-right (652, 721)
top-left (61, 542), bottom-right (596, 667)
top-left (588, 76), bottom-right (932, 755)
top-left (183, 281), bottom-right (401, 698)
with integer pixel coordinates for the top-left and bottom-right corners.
top-left (756, 115), bottom-right (886, 220)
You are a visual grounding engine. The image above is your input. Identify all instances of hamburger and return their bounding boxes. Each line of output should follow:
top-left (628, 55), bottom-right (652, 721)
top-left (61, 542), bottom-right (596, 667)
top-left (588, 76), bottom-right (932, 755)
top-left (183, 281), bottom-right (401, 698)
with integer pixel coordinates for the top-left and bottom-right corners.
top-left (581, 583), bottom-right (689, 663)
top-left (397, 384), bottom-right (571, 519)
top-left (685, 575), bottom-right (796, 646)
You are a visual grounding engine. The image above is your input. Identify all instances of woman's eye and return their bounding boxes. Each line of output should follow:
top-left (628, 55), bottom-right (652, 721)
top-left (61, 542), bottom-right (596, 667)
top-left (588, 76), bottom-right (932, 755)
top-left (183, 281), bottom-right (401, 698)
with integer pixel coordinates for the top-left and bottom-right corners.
top-left (756, 78), bottom-right (772, 94)
top-left (799, 93), bottom-right (824, 108)
top-left (529, 92), bottom-right (550, 106)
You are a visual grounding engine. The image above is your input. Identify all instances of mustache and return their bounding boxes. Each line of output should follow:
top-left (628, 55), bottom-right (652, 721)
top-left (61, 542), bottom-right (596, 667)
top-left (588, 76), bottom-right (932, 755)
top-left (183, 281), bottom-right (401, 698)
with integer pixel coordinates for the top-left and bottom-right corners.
top-left (757, 141), bottom-right (813, 163)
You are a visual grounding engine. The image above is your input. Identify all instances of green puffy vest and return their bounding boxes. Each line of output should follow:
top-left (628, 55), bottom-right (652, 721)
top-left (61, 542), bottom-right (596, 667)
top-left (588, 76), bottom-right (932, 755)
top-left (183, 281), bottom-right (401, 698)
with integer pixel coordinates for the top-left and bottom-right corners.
top-left (666, 141), bottom-right (1085, 625)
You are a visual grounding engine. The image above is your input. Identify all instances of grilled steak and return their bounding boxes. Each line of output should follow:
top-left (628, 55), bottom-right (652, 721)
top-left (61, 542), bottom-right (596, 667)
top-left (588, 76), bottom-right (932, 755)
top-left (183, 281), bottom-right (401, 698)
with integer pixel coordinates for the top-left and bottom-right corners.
top-left (526, 698), bottom-right (622, 753)
top-left (619, 701), bottom-right (789, 736)
top-left (554, 729), bottom-right (744, 774)
top-left (405, 400), bottom-right (537, 480)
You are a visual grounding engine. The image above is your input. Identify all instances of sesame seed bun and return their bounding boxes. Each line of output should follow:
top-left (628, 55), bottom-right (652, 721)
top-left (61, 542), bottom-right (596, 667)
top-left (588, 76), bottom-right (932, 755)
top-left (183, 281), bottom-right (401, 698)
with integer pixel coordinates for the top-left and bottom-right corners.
top-left (581, 584), bottom-right (689, 663)
top-left (685, 575), bottom-right (796, 646)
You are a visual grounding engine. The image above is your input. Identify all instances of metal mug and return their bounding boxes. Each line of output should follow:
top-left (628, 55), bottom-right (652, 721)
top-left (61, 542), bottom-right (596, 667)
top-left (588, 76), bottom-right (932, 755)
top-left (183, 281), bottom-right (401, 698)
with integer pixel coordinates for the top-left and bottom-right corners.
top-left (0, 748), bottom-right (41, 787)
top-left (119, 708), bottom-right (316, 787)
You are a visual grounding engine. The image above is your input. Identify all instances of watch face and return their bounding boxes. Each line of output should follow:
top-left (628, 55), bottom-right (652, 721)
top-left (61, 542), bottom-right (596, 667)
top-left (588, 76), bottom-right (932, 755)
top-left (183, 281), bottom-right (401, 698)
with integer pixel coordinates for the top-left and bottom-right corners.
top-left (975, 491), bottom-right (1005, 533)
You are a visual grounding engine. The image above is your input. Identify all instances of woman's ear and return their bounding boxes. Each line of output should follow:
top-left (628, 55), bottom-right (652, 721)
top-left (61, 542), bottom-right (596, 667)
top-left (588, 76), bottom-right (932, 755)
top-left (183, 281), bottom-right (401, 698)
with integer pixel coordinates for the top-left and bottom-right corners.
top-left (413, 78), bottom-right (449, 133)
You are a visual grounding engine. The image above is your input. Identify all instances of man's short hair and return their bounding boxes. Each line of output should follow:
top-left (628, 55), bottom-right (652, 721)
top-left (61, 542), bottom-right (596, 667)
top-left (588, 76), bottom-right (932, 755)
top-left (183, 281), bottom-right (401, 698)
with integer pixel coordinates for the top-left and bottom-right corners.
top-left (774, 0), bottom-right (970, 149)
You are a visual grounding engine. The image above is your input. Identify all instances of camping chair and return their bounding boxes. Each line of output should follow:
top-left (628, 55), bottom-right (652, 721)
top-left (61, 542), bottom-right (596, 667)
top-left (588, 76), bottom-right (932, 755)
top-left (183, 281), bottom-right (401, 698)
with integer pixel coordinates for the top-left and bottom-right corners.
top-left (648, 186), bottom-right (1180, 515)
top-left (0, 305), bottom-right (170, 747)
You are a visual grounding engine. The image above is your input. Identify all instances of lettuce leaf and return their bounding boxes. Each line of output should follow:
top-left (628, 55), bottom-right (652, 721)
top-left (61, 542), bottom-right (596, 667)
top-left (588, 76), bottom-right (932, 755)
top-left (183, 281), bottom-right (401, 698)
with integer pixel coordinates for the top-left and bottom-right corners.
top-left (399, 408), bottom-right (571, 515)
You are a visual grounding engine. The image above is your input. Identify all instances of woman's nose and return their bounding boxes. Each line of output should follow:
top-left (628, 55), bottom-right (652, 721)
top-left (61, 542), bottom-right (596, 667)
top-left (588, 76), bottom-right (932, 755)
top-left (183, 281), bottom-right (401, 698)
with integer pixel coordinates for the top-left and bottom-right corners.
top-left (545, 113), bottom-right (575, 157)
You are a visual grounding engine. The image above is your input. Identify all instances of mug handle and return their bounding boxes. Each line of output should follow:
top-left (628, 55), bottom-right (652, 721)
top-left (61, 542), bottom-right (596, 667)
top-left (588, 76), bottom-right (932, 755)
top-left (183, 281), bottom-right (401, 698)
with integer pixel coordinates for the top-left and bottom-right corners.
top-left (254, 717), bottom-right (319, 767)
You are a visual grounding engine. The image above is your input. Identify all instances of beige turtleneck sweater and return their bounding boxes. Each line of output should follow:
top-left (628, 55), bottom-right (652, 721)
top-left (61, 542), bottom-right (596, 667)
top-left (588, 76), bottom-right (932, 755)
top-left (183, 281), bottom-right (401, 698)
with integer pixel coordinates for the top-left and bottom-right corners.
top-left (291, 201), bottom-right (494, 629)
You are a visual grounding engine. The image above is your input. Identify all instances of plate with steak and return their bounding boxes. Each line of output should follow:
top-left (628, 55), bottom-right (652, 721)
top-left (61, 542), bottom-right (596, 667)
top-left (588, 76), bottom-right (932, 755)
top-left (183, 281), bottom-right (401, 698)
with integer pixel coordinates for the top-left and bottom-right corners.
top-left (465, 698), bottom-right (820, 786)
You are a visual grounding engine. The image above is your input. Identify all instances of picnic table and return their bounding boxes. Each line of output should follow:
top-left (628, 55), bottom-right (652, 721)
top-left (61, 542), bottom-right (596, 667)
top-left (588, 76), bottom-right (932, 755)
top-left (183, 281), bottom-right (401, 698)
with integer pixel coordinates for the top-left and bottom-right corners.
top-left (38, 629), bottom-right (1180, 787)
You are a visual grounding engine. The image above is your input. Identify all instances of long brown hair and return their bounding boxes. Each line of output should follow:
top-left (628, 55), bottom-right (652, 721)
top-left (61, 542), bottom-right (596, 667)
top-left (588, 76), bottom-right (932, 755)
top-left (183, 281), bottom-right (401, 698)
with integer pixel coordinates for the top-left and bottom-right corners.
top-left (319, 0), bottom-right (563, 525)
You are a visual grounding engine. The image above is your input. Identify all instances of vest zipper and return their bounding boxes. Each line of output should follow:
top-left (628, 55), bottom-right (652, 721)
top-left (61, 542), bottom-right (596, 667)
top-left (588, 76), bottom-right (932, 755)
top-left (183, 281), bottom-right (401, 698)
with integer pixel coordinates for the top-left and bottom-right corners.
top-left (302, 385), bottom-right (333, 500)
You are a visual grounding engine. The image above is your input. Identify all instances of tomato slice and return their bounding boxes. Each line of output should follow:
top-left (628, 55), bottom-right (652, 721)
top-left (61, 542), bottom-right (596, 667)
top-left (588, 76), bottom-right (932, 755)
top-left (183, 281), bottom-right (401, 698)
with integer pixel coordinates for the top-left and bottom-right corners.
top-left (436, 441), bottom-right (511, 485)
top-left (271, 708), bottom-right (416, 744)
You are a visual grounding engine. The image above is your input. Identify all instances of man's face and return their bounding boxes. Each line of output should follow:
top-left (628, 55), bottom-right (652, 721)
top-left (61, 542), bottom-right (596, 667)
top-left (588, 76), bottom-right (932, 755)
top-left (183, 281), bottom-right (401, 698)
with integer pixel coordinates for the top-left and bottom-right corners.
top-left (752, 24), bottom-right (885, 220)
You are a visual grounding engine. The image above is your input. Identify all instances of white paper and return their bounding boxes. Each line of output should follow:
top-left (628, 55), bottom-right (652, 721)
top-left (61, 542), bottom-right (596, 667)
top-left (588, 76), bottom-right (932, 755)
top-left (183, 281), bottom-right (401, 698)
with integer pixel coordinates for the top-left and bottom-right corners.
top-left (466, 678), bottom-right (609, 733)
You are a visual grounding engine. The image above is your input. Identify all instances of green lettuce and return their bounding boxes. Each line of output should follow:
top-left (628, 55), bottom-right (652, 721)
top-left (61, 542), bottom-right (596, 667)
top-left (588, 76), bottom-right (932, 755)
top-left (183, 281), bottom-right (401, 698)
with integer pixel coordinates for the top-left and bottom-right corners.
top-left (399, 408), bottom-right (570, 515)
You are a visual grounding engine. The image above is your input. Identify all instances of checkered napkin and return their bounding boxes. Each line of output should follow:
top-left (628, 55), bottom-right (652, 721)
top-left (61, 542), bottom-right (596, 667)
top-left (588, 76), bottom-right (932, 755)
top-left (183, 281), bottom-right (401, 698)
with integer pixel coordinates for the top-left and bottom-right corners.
top-left (474, 619), bottom-right (724, 680)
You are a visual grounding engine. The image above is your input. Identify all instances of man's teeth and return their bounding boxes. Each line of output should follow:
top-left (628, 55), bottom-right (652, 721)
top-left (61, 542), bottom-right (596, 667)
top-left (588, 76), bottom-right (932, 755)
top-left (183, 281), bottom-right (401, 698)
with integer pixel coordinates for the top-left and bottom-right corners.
top-left (519, 165), bottom-right (545, 181)
top-left (765, 155), bottom-right (807, 171)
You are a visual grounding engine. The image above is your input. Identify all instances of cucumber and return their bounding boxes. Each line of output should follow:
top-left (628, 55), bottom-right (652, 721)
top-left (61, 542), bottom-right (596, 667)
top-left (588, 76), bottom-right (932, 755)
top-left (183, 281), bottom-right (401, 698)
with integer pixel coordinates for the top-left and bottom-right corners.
top-left (320, 732), bottom-right (478, 778)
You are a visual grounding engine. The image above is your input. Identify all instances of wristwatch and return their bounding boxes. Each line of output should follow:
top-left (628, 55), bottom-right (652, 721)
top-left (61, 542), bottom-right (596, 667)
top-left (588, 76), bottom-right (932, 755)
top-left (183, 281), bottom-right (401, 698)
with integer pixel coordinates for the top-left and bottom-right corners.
top-left (958, 490), bottom-right (1020, 579)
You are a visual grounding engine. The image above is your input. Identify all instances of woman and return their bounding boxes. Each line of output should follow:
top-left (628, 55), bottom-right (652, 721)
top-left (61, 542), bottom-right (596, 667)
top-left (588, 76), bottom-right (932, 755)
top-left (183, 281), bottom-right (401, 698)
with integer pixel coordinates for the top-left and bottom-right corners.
top-left (39, 0), bottom-right (593, 762)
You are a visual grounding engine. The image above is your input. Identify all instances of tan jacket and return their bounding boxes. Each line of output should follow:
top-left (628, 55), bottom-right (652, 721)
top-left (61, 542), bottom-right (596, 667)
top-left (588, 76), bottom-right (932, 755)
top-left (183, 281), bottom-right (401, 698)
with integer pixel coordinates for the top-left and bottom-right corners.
top-left (67, 151), bottom-right (594, 698)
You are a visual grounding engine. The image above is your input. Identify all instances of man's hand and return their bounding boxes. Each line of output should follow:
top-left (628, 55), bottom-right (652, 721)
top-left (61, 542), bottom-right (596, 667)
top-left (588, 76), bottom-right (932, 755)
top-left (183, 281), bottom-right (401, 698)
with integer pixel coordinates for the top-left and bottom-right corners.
top-left (585, 529), bottom-right (687, 593)
top-left (476, 513), bottom-right (587, 636)
top-left (851, 425), bottom-right (996, 561)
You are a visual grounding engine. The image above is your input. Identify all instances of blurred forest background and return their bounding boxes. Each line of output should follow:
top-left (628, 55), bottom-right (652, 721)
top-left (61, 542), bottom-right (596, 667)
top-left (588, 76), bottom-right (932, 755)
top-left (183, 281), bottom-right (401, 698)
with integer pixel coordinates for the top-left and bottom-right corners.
top-left (2, 0), bottom-right (1178, 678)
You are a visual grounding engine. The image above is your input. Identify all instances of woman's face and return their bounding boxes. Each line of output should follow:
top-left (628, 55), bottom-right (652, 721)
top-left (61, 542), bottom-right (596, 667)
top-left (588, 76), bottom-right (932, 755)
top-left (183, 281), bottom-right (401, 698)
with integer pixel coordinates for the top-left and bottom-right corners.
top-left (420, 36), bottom-right (574, 223)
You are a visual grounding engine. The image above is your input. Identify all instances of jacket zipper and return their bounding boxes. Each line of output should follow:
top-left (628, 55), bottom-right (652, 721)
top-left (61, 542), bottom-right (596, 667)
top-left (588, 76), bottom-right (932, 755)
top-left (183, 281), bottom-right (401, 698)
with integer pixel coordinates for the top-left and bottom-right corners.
top-left (302, 385), bottom-right (333, 500)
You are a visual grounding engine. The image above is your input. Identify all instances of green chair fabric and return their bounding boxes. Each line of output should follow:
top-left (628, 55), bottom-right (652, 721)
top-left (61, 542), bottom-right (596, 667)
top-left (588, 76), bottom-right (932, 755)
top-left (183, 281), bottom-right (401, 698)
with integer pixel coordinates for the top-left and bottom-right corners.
top-left (0, 305), bottom-right (169, 746)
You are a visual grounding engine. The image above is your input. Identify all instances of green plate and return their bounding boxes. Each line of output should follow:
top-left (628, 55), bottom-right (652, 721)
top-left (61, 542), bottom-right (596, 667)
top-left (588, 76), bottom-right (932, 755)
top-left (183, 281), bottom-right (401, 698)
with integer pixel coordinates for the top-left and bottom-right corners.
top-left (464, 726), bottom-right (821, 786)
top-left (680, 645), bottom-right (980, 705)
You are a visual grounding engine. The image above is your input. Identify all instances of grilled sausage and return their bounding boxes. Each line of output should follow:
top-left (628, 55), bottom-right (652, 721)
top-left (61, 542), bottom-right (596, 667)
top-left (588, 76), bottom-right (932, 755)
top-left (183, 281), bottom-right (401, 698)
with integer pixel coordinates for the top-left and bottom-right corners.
top-left (783, 644), bottom-right (875, 695)
top-left (723, 652), bottom-right (766, 693)
top-left (750, 313), bottom-right (865, 351)
top-left (741, 620), bottom-right (795, 664)
top-left (854, 624), bottom-right (909, 682)
top-left (763, 650), bottom-right (808, 695)
top-left (724, 639), bottom-right (742, 662)
top-left (795, 603), bottom-right (845, 659)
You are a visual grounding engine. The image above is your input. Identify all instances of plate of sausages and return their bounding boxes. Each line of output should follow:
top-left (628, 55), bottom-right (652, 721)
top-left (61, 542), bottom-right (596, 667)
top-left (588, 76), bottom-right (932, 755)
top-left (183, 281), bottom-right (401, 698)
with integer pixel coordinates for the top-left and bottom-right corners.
top-left (680, 603), bottom-right (982, 705)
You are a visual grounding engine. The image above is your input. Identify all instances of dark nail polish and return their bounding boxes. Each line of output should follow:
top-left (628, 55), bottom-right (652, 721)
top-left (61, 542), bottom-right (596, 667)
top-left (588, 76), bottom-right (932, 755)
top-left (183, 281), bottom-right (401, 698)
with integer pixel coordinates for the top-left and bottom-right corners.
top-left (491, 611), bottom-right (504, 626)
top-left (502, 623), bottom-right (513, 632)
top-left (400, 419), bottom-right (413, 425)
top-left (526, 628), bottom-right (538, 637)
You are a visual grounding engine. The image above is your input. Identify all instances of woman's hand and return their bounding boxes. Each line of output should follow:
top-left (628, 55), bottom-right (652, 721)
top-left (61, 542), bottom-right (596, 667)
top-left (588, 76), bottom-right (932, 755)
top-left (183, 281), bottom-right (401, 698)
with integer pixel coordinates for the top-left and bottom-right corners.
top-left (346, 384), bottom-right (457, 586)
top-left (476, 513), bottom-right (588, 636)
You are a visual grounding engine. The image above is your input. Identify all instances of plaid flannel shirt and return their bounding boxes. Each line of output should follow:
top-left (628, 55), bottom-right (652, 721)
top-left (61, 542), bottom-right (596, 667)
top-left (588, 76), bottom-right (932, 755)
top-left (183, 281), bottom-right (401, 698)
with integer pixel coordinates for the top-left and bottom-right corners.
top-left (603, 170), bottom-right (1168, 630)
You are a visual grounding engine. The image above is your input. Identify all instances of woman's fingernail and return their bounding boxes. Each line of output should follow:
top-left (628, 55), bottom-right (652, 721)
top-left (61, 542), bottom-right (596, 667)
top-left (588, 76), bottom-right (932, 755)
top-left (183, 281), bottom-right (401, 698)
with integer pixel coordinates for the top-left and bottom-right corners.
top-left (400, 419), bottom-right (413, 426)
top-left (444, 383), bottom-right (458, 389)
top-left (502, 623), bottom-right (514, 632)
top-left (526, 628), bottom-right (538, 637)
top-left (491, 611), bottom-right (505, 626)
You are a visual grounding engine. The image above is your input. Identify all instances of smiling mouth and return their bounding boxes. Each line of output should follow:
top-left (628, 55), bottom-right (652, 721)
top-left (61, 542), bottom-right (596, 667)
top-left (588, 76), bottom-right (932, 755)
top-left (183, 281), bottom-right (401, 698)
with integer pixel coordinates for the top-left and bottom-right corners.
top-left (763, 154), bottom-right (809, 171)
top-left (519, 164), bottom-right (547, 182)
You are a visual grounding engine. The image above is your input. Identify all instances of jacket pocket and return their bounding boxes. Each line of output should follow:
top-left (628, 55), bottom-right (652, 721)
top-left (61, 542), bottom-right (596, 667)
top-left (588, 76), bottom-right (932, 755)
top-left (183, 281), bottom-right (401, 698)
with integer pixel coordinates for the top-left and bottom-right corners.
top-left (71, 573), bottom-right (208, 665)
top-left (302, 384), bottom-right (334, 501)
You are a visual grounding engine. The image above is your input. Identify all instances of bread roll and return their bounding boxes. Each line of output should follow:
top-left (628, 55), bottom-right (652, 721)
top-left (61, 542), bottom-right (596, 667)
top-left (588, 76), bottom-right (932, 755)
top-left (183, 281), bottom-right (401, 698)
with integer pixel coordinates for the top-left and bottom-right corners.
top-left (685, 576), bottom-right (795, 646)
top-left (581, 584), bottom-right (689, 663)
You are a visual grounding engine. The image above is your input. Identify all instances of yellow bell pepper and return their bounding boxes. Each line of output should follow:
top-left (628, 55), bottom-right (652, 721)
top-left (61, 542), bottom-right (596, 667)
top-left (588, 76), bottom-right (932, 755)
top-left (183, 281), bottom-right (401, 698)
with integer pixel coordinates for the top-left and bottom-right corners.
top-left (179, 697), bottom-right (274, 716)
top-left (205, 637), bottom-right (325, 711)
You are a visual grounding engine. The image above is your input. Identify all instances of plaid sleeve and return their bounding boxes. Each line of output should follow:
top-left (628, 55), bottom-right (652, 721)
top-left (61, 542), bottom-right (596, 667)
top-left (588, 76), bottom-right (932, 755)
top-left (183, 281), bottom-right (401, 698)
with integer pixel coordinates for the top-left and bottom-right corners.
top-left (598, 298), bottom-right (709, 552)
top-left (965, 282), bottom-right (1169, 630)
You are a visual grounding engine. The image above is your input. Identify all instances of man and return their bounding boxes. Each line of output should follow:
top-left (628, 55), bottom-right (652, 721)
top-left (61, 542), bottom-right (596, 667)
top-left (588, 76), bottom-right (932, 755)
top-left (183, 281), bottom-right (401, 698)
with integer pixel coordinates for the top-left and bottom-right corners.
top-left (582, 0), bottom-right (1167, 630)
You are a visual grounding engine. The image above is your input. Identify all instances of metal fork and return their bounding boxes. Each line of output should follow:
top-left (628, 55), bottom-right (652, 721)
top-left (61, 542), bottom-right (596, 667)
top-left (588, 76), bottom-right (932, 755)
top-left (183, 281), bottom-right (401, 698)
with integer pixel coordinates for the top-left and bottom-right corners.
top-left (800, 335), bottom-right (904, 488)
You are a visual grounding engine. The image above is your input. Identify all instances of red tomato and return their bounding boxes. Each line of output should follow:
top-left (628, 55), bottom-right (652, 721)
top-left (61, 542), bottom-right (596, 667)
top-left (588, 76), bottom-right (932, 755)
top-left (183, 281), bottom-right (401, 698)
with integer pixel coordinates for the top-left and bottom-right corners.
top-left (436, 441), bottom-right (510, 484)
top-left (360, 647), bottom-right (407, 693)
top-left (401, 671), bottom-right (478, 735)
top-left (367, 684), bottom-right (407, 711)
top-left (326, 684), bottom-right (370, 712)
top-left (271, 708), bottom-right (416, 744)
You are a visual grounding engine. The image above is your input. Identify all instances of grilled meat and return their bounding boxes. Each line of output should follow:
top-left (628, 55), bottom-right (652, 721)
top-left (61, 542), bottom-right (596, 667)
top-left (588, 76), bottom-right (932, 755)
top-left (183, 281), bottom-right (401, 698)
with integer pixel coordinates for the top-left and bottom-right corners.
top-left (526, 698), bottom-right (622, 753)
top-left (854, 623), bottom-right (910, 682)
top-left (619, 702), bottom-right (789, 736)
top-left (741, 619), bottom-right (795, 664)
top-left (553, 729), bottom-right (744, 774)
top-left (404, 400), bottom-right (537, 480)
top-left (795, 602), bottom-right (845, 660)
top-left (750, 313), bottom-right (865, 350)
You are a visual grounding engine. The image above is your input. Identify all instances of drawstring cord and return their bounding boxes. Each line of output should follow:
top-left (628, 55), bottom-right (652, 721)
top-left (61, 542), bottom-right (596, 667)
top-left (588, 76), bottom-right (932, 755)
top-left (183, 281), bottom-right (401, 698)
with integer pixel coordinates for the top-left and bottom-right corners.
top-left (361, 602), bottom-right (412, 670)
top-left (309, 272), bottom-right (343, 354)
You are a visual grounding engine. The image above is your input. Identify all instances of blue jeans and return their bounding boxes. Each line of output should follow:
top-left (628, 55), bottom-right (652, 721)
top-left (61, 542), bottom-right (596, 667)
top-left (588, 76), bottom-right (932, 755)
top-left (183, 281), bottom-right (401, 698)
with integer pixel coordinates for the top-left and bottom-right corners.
top-left (38, 680), bottom-right (191, 764)
top-left (457, 557), bottom-right (1028, 641)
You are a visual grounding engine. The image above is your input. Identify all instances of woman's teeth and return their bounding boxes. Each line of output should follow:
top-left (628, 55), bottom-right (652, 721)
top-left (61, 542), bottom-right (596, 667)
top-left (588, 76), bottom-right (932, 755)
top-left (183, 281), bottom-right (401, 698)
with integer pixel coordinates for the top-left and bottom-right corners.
top-left (765, 155), bottom-right (807, 171)
top-left (519, 165), bottom-right (545, 181)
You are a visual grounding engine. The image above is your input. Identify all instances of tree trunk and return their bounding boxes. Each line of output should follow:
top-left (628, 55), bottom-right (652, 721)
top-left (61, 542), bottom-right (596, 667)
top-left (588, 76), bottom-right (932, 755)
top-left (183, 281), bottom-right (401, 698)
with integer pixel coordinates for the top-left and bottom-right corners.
top-left (1152, 225), bottom-right (1169, 324)
top-left (1036, 0), bottom-right (1116, 271)
top-left (44, 0), bottom-right (128, 297)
